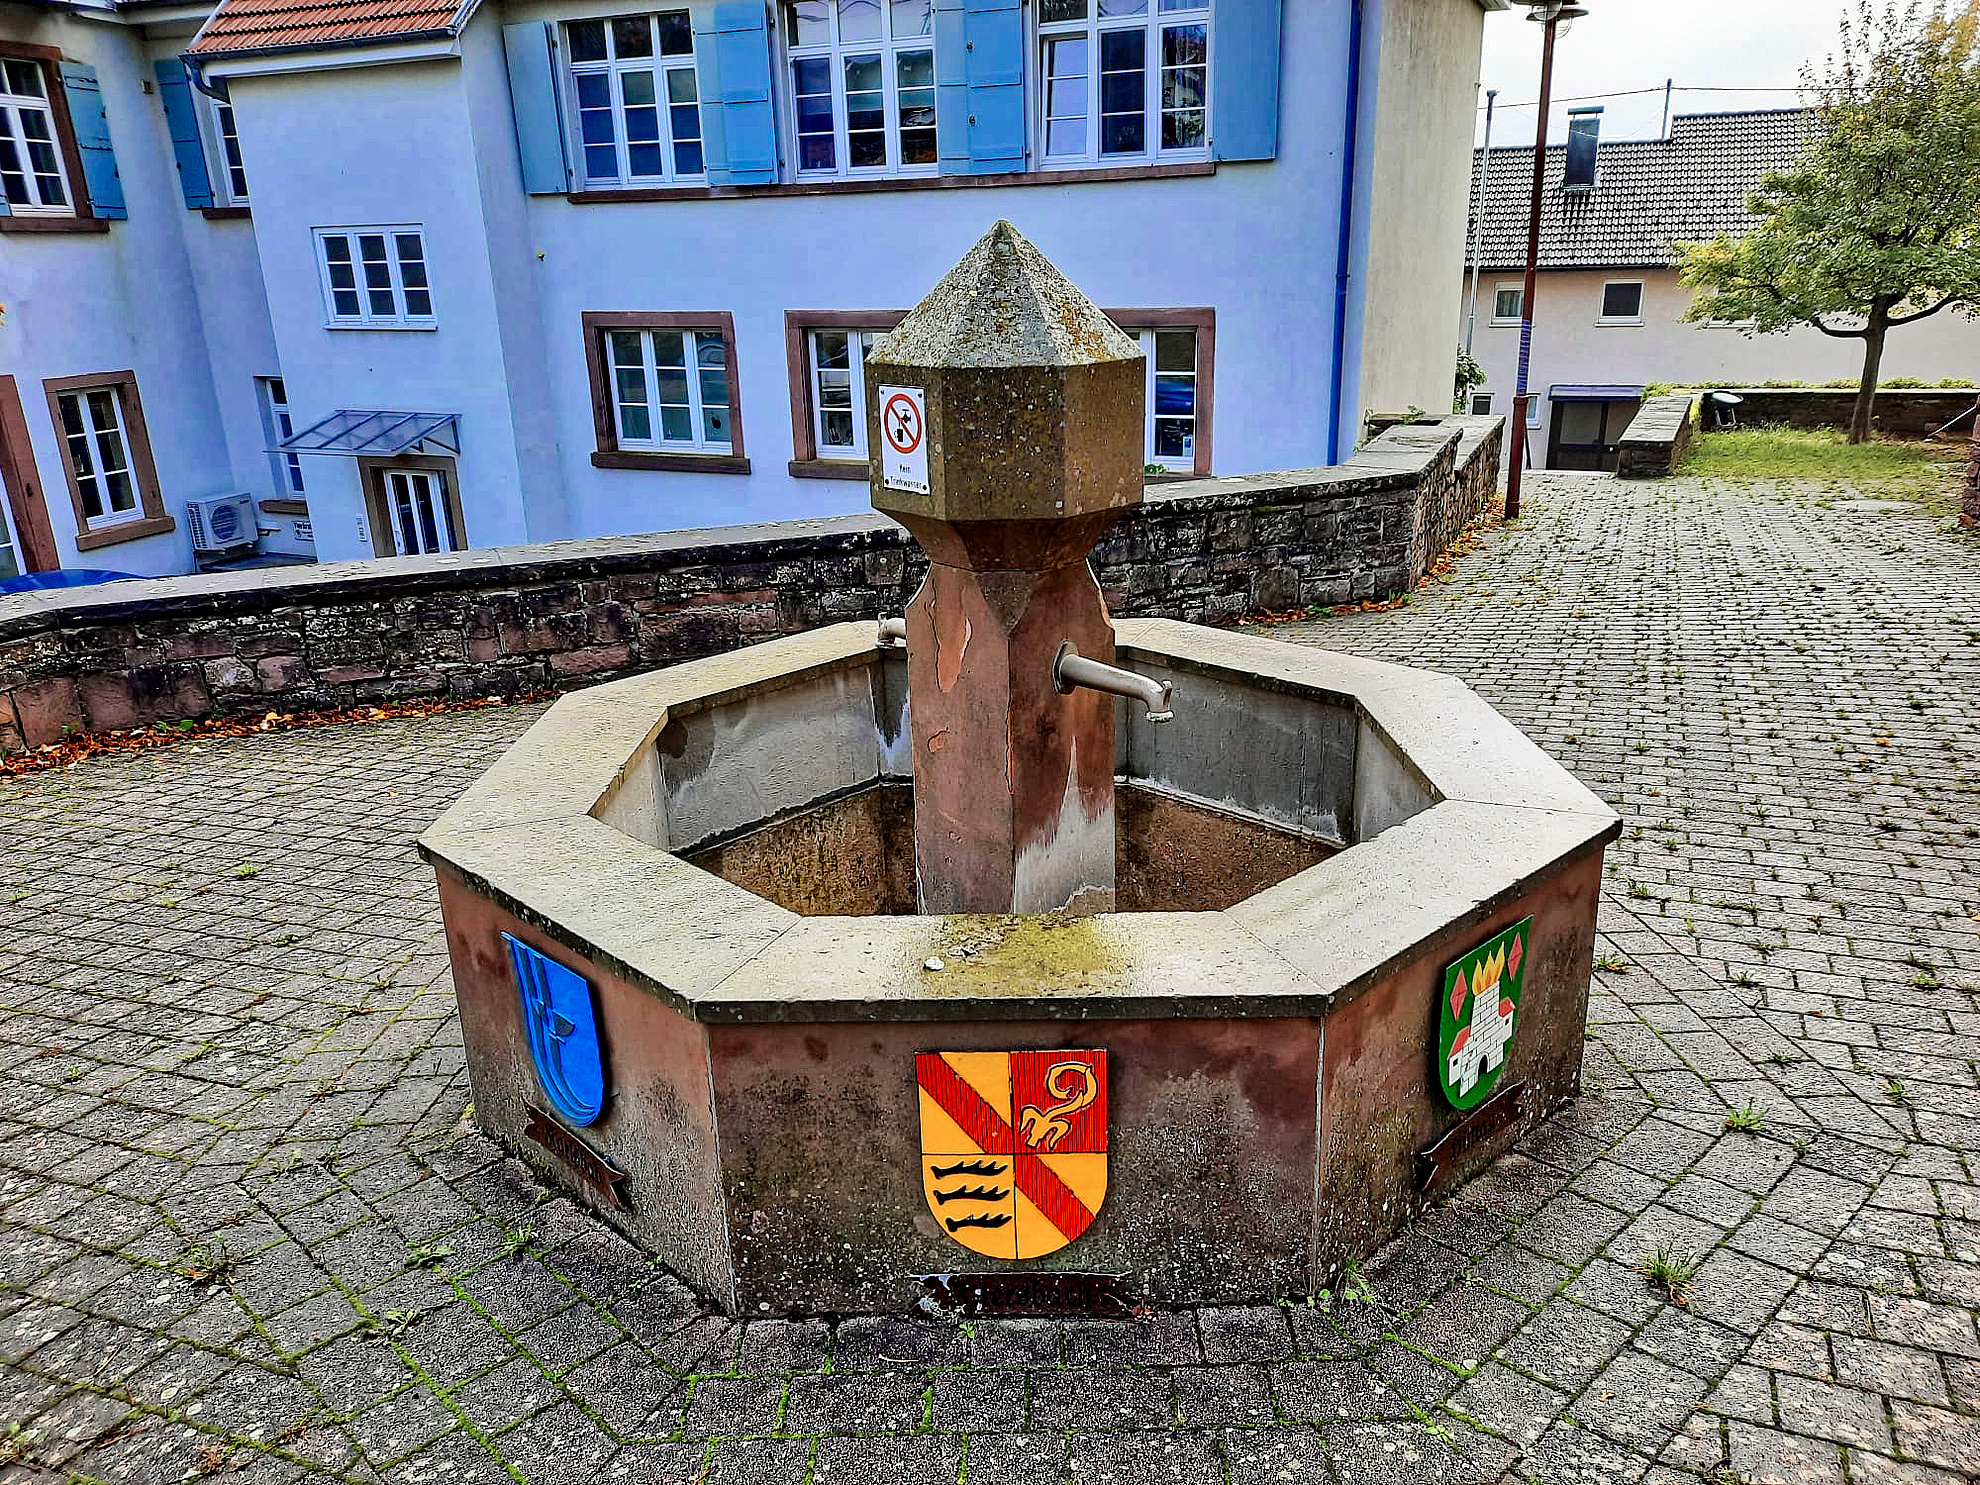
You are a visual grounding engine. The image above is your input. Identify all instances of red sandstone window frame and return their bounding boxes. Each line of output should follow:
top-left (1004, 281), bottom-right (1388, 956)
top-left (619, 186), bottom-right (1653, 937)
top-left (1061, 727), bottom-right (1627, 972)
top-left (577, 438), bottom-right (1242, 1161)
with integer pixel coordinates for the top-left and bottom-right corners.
top-left (0, 42), bottom-right (105, 235)
top-left (786, 306), bottom-right (1214, 480)
top-left (784, 309), bottom-right (907, 480)
top-left (41, 371), bottom-right (175, 550)
top-left (582, 310), bottom-right (749, 474)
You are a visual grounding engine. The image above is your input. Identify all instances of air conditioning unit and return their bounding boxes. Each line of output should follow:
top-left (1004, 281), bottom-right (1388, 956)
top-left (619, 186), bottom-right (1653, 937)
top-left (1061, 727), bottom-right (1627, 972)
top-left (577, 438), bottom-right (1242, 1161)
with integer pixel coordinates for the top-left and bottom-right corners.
top-left (186, 493), bottom-right (259, 554)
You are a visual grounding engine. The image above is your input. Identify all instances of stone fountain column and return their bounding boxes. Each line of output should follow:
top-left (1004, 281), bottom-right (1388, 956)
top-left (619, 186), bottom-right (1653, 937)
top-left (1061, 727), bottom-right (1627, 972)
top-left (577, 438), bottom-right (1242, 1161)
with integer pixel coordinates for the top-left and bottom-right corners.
top-left (866, 222), bottom-right (1145, 916)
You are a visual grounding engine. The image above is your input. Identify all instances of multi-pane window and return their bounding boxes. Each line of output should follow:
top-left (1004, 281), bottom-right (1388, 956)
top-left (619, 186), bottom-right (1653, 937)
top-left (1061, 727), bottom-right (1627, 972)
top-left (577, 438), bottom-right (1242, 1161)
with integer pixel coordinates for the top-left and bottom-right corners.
top-left (1039, 0), bottom-right (1208, 166)
top-left (1136, 328), bottom-right (1197, 470)
top-left (55, 387), bottom-right (140, 527)
top-left (566, 13), bottom-right (704, 186)
top-left (314, 228), bottom-right (434, 327)
top-left (608, 327), bottom-right (733, 452)
top-left (784, 1), bottom-right (937, 177)
top-left (257, 377), bottom-right (306, 496)
top-left (206, 93), bottom-right (248, 205)
top-left (810, 328), bottom-right (880, 457)
top-left (0, 57), bottom-right (69, 214)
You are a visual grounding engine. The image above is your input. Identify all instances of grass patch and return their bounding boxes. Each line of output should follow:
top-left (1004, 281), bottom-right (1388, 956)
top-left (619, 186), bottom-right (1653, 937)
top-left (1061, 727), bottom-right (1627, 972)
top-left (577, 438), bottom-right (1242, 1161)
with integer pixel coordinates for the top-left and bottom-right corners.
top-left (1634, 1242), bottom-right (1705, 1306)
top-left (1682, 426), bottom-right (1966, 517)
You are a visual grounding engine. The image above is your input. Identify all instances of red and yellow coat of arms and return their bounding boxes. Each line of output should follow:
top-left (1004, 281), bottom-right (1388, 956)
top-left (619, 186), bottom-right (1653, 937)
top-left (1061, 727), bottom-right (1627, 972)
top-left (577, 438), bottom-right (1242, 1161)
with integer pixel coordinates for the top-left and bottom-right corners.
top-left (915, 1050), bottom-right (1108, 1259)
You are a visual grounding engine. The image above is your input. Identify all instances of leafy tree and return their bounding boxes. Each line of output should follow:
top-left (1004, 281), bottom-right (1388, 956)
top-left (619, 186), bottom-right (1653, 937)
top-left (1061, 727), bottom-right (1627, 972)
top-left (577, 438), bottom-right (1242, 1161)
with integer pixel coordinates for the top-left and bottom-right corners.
top-left (1453, 344), bottom-right (1487, 413)
top-left (1677, 0), bottom-right (1980, 442)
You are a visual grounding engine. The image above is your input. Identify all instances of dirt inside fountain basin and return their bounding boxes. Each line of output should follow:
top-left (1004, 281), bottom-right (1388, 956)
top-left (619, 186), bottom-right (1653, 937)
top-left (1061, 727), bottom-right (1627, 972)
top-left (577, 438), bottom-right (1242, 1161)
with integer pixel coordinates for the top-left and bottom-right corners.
top-left (685, 780), bottom-right (1336, 916)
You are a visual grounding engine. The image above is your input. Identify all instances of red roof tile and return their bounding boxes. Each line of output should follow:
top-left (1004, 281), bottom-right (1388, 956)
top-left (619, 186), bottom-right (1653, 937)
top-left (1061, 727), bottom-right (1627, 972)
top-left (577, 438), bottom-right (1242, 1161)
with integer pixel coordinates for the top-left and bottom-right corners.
top-left (187, 0), bottom-right (472, 56)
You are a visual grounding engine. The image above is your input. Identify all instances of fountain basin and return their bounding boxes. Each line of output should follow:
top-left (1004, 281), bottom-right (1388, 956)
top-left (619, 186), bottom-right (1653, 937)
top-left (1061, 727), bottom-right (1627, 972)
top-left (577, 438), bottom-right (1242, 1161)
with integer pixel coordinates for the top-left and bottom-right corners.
top-left (420, 618), bottom-right (1618, 1314)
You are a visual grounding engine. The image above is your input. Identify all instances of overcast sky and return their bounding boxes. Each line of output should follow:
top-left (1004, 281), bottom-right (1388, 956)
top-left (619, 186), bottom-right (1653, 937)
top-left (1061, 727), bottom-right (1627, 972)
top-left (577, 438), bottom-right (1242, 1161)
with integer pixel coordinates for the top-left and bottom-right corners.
top-left (1476, 0), bottom-right (1860, 146)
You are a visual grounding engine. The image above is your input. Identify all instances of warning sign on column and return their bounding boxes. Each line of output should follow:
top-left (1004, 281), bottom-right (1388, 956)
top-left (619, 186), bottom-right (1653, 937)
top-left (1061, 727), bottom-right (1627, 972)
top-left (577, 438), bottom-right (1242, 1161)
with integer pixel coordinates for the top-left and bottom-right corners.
top-left (880, 385), bottom-right (930, 495)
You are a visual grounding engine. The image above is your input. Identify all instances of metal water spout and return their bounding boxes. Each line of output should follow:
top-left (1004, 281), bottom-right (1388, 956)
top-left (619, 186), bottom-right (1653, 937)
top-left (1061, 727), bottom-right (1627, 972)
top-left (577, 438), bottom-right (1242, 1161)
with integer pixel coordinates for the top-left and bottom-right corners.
top-left (1054, 644), bottom-right (1174, 724)
top-left (867, 220), bottom-right (1155, 916)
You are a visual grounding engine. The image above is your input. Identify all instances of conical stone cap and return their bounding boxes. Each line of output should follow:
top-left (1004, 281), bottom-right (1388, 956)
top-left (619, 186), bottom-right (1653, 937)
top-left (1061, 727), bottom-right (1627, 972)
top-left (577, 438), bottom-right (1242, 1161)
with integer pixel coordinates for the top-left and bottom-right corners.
top-left (873, 220), bottom-right (1141, 370)
top-left (867, 221), bottom-right (1147, 572)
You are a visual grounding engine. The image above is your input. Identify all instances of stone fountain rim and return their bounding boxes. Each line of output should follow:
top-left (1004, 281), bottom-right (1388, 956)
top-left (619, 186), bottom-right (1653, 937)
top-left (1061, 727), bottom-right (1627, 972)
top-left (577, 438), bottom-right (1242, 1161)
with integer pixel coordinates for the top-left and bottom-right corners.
top-left (417, 619), bottom-right (1620, 1026)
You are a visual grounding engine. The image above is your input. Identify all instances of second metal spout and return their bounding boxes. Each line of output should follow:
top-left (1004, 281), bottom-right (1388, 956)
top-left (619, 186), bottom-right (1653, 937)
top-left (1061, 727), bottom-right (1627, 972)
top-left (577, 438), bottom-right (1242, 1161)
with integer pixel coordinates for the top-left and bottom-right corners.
top-left (1054, 642), bottom-right (1175, 724)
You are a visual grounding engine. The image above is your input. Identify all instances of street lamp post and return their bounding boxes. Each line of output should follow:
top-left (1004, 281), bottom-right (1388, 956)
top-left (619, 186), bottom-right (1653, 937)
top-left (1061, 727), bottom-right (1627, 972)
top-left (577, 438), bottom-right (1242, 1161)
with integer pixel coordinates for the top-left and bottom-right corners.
top-left (1505, 0), bottom-right (1587, 521)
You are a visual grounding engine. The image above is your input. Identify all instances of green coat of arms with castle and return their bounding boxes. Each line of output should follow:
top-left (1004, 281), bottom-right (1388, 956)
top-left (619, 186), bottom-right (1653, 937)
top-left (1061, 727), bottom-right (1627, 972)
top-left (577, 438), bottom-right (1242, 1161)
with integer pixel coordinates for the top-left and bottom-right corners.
top-left (1437, 918), bottom-right (1533, 1109)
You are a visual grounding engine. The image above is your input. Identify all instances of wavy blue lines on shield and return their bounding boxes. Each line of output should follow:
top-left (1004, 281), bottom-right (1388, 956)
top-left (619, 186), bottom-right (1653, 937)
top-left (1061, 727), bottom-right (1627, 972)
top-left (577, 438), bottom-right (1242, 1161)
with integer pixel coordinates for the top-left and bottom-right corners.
top-left (505, 934), bottom-right (606, 1126)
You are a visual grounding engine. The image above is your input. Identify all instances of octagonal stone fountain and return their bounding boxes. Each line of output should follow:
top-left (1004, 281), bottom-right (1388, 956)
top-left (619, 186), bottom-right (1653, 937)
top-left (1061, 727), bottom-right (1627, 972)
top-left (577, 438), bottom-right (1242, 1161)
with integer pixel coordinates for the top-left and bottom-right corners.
top-left (420, 225), bottom-right (1619, 1317)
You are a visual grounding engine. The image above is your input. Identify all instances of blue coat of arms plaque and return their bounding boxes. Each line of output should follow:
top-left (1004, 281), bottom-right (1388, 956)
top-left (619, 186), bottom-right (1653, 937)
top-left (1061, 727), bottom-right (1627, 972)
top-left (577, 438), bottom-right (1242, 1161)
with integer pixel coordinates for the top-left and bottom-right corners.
top-left (505, 933), bottom-right (606, 1126)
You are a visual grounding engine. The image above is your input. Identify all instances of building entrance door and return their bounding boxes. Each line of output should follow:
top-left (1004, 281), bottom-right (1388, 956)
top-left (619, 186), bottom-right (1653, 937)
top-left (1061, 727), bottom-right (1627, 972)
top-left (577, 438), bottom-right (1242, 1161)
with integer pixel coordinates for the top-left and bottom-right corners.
top-left (1548, 395), bottom-right (1642, 472)
top-left (386, 471), bottom-right (455, 555)
top-left (362, 459), bottom-right (465, 557)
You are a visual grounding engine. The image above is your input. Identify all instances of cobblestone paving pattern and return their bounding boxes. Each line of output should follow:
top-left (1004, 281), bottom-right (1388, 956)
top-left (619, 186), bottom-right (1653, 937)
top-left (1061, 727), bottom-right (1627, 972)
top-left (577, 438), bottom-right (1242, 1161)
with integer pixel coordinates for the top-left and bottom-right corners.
top-left (1, 471), bottom-right (1976, 1485)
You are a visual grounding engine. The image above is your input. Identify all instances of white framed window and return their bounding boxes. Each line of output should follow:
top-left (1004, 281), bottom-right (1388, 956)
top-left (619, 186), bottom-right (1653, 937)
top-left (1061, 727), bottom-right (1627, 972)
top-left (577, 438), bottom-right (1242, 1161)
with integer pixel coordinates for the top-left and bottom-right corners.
top-left (1491, 284), bottom-right (1524, 325)
top-left (809, 326), bottom-right (879, 456)
top-left (256, 377), bottom-right (306, 497)
top-left (1135, 327), bottom-right (1198, 470)
top-left (1038, 0), bottom-right (1209, 168)
top-left (783, 1), bottom-right (938, 178)
top-left (565, 12), bottom-right (705, 187)
top-left (314, 227), bottom-right (434, 328)
top-left (205, 91), bottom-right (248, 205)
top-left (1470, 392), bottom-right (1494, 416)
top-left (1598, 280), bottom-right (1644, 325)
top-left (608, 327), bottom-right (733, 452)
top-left (0, 56), bottom-right (71, 215)
top-left (55, 387), bottom-right (142, 528)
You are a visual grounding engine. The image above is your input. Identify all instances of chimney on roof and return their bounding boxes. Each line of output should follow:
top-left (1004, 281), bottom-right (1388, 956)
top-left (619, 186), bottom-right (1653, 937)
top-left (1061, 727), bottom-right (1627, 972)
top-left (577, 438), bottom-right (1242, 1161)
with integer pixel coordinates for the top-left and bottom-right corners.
top-left (1564, 106), bottom-right (1602, 193)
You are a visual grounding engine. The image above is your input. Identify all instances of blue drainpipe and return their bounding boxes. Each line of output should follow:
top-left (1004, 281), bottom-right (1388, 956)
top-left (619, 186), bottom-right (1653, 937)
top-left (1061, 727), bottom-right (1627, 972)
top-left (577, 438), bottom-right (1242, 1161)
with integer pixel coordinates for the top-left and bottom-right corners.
top-left (1327, 0), bottom-right (1366, 466)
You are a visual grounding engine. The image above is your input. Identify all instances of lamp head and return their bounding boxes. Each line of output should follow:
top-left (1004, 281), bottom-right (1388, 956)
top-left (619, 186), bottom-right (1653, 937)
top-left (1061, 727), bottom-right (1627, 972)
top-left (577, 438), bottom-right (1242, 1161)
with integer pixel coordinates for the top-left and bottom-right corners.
top-left (1518, 1), bottom-right (1589, 19)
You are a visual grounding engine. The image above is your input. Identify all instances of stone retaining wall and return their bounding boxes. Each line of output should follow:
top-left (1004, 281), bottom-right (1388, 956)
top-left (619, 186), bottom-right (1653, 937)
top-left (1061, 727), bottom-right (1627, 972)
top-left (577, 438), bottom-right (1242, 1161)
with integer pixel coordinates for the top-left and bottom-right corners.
top-left (0, 418), bottom-right (1501, 753)
top-left (1706, 388), bottom-right (1977, 439)
top-left (1616, 396), bottom-right (1700, 479)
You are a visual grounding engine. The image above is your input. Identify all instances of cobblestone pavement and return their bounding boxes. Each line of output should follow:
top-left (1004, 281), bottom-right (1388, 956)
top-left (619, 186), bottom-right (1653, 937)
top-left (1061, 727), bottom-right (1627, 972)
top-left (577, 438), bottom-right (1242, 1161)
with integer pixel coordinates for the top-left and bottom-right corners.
top-left (2, 471), bottom-right (1977, 1485)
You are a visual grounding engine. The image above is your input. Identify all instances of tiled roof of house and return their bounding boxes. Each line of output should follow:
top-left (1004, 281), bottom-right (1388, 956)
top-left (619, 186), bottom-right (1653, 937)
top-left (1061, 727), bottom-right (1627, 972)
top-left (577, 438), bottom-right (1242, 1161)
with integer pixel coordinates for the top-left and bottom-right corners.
top-left (1471, 109), bottom-right (1818, 271)
top-left (186, 0), bottom-right (476, 57)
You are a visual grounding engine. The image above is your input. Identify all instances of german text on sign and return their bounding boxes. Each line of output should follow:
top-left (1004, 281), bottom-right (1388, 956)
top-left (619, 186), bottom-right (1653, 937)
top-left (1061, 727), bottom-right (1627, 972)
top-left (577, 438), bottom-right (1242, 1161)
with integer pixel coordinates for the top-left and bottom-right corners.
top-left (880, 385), bottom-right (930, 495)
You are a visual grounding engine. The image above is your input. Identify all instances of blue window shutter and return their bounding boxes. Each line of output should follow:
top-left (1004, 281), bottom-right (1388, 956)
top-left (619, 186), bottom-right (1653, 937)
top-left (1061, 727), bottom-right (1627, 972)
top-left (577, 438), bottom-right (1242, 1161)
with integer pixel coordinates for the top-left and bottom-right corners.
top-left (59, 63), bottom-right (125, 219)
top-left (933, 0), bottom-right (969, 175)
top-left (1212, 0), bottom-right (1281, 161)
top-left (961, 0), bottom-right (1024, 175)
top-left (153, 60), bottom-right (213, 210)
top-left (503, 21), bottom-right (571, 193)
top-left (695, 1), bottom-right (775, 186)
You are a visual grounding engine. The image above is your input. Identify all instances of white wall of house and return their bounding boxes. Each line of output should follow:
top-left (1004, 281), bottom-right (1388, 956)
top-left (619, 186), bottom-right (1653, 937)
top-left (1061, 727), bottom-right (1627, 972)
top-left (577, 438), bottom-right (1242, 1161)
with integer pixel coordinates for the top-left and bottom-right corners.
top-left (1469, 268), bottom-right (1980, 455)
top-left (1353, 0), bottom-right (1491, 426)
top-left (0, 3), bottom-right (276, 576)
top-left (223, 57), bottom-right (547, 561)
top-left (142, 27), bottom-right (294, 536)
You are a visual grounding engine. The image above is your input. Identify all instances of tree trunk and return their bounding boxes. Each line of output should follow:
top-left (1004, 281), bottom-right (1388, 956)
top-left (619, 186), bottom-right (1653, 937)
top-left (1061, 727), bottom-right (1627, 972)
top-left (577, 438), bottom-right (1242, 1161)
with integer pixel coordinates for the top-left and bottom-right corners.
top-left (1849, 309), bottom-right (1891, 445)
